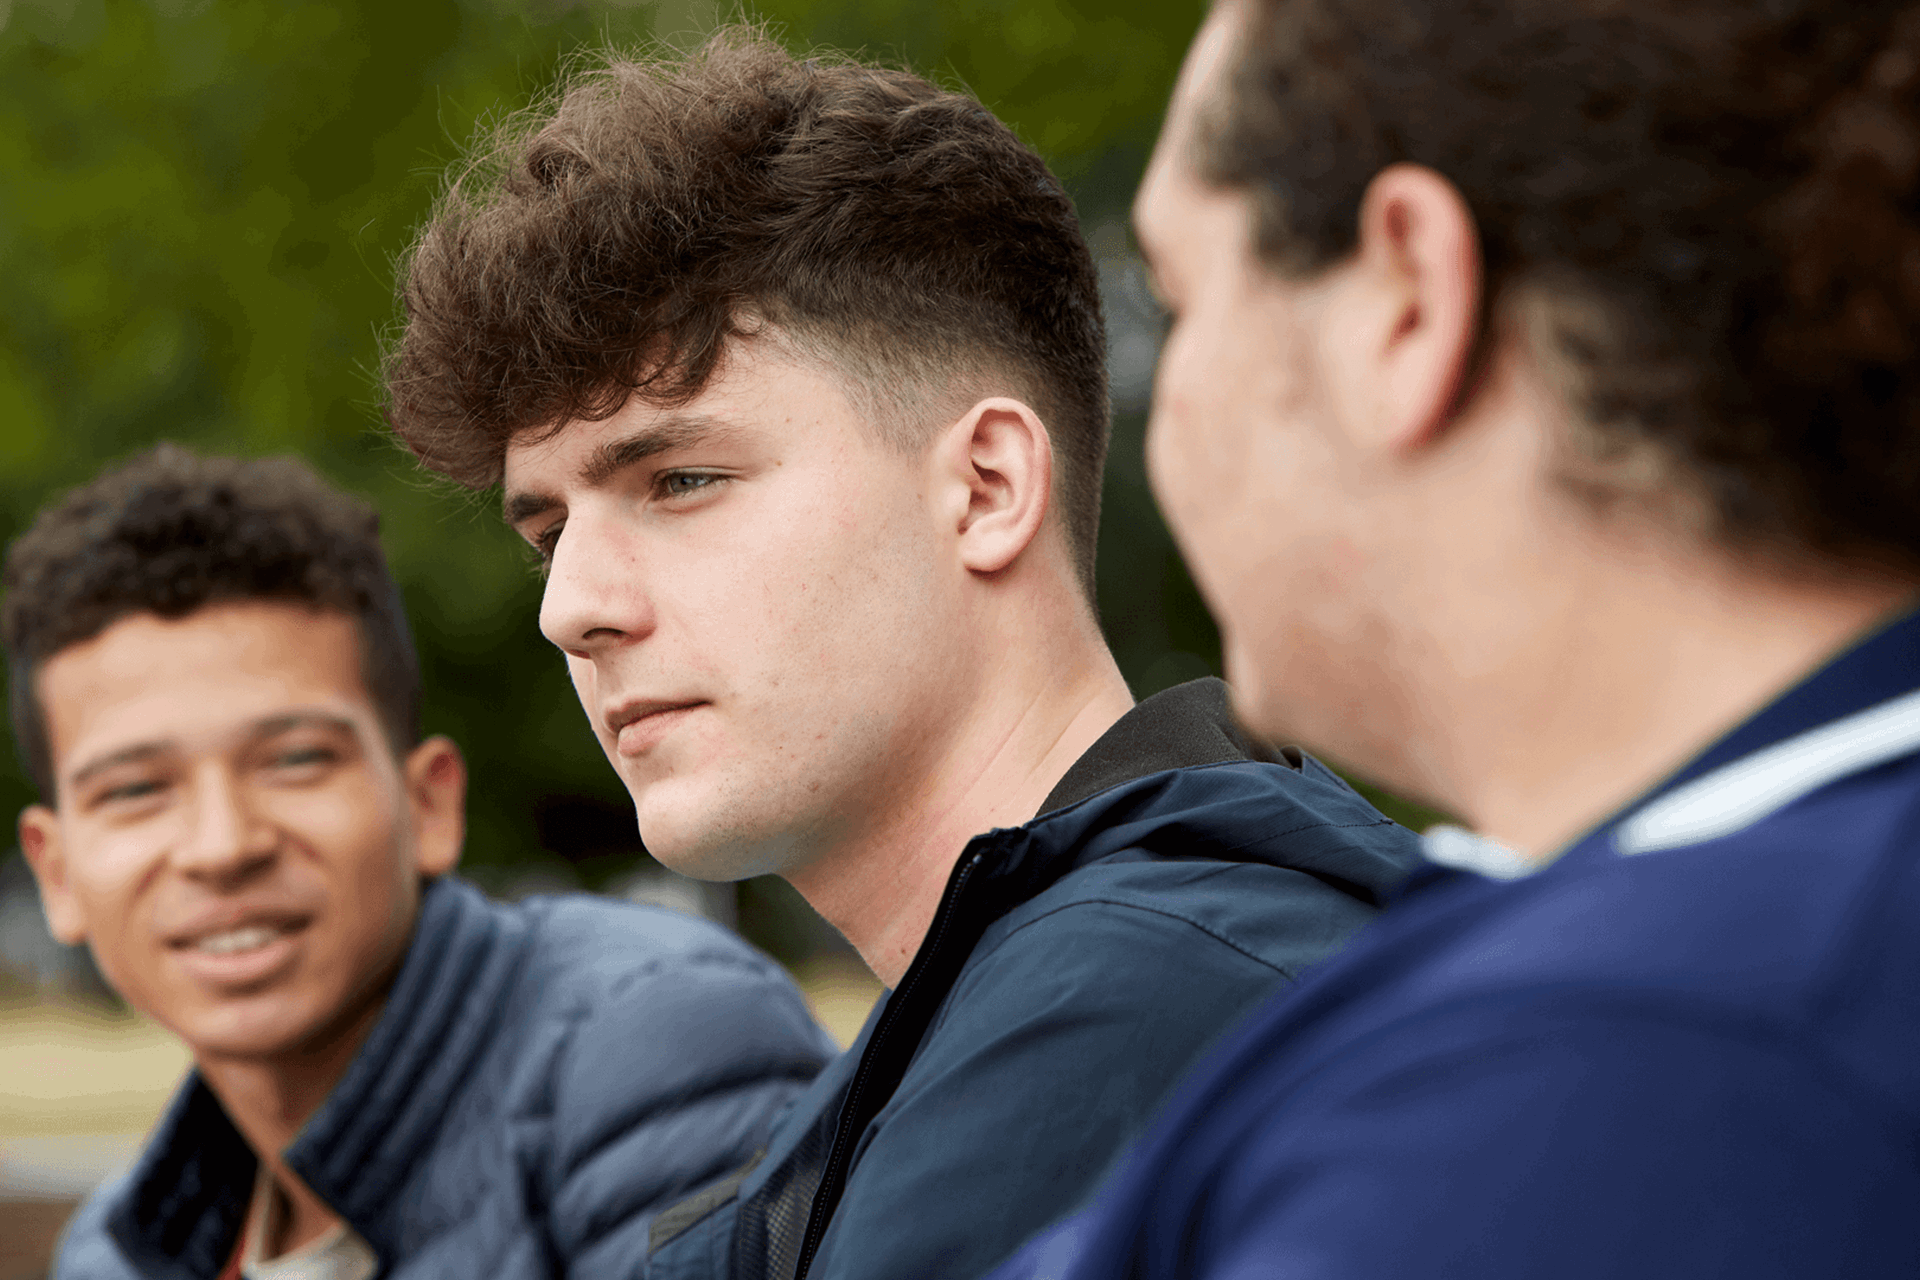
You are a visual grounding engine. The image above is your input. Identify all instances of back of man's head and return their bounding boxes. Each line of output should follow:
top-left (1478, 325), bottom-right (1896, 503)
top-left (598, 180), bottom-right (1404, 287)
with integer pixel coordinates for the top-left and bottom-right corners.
top-left (3, 443), bottom-right (420, 801)
top-left (1207, 0), bottom-right (1920, 572)
top-left (386, 26), bottom-right (1112, 594)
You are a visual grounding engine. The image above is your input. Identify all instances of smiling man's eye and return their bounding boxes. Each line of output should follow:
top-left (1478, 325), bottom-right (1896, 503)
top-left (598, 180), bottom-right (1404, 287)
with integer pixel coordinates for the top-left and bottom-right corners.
top-left (100, 779), bottom-right (166, 805)
top-left (268, 745), bottom-right (339, 772)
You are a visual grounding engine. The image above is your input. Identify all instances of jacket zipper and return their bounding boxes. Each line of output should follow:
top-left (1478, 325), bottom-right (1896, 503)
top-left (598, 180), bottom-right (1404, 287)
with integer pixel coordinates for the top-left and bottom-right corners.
top-left (790, 846), bottom-right (990, 1280)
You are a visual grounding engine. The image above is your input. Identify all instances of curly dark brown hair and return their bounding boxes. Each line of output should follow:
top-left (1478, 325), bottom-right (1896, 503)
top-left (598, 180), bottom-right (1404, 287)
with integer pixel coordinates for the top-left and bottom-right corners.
top-left (1207, 0), bottom-right (1920, 570)
top-left (2, 444), bottom-right (420, 801)
top-left (385, 26), bottom-right (1111, 594)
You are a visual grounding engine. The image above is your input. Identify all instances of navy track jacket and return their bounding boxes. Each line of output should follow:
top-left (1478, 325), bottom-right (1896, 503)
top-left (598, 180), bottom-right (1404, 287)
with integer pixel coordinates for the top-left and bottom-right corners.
top-left (992, 610), bottom-right (1920, 1280)
top-left (54, 876), bottom-right (839, 1280)
top-left (645, 679), bottom-right (1427, 1280)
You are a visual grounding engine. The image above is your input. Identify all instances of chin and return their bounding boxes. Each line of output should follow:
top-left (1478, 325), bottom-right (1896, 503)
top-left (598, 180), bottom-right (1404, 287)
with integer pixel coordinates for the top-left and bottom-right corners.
top-left (634, 806), bottom-right (747, 882)
top-left (635, 788), bottom-right (802, 884)
top-left (171, 1003), bottom-right (329, 1062)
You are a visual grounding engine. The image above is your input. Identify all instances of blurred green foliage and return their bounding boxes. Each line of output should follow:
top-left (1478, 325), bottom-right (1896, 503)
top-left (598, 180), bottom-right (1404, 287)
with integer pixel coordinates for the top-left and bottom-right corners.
top-left (0, 0), bottom-right (1435, 957)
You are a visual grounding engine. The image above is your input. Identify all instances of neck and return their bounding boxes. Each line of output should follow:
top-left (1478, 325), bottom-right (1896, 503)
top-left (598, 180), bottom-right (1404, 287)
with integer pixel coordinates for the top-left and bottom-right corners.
top-left (788, 629), bottom-right (1133, 988)
top-left (193, 990), bottom-right (389, 1256)
top-left (1412, 533), bottom-right (1917, 859)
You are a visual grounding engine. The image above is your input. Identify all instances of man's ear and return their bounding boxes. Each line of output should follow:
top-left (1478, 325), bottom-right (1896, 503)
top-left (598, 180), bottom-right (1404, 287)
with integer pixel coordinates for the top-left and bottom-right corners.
top-left (19, 804), bottom-right (87, 945)
top-left (1328, 162), bottom-right (1483, 455)
top-left (935, 397), bottom-right (1054, 576)
top-left (402, 736), bottom-right (465, 878)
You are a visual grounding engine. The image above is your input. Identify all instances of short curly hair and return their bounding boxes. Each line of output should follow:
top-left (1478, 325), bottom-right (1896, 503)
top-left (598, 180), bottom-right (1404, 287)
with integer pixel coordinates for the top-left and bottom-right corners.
top-left (384, 26), bottom-right (1111, 595)
top-left (2, 444), bottom-right (420, 801)
top-left (1207, 0), bottom-right (1920, 570)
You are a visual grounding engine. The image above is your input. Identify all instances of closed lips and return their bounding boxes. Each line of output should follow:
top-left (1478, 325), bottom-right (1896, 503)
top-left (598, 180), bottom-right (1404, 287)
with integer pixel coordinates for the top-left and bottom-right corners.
top-left (604, 699), bottom-right (704, 736)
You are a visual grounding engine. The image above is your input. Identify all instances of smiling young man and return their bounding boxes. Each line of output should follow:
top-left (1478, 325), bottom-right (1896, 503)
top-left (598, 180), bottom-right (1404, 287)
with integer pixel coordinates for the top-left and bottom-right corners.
top-left (382, 28), bottom-right (1426, 1280)
top-left (984, 1), bottom-right (1920, 1277)
top-left (11, 444), bottom-right (836, 1280)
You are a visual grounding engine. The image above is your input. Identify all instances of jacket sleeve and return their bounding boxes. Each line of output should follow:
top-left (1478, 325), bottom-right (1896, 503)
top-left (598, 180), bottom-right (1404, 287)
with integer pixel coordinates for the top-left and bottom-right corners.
top-left (805, 898), bottom-right (1297, 1280)
top-left (540, 943), bottom-right (839, 1280)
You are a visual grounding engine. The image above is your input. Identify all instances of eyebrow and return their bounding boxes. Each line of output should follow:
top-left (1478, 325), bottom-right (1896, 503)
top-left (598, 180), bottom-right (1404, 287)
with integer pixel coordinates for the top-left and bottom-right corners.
top-left (502, 414), bottom-right (740, 527)
top-left (64, 711), bottom-right (361, 790)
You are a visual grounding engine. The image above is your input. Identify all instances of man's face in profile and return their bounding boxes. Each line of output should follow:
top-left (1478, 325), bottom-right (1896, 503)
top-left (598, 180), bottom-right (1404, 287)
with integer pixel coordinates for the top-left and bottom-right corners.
top-left (1134, 0), bottom-right (1365, 744)
top-left (19, 601), bottom-right (460, 1061)
top-left (505, 338), bottom-right (973, 884)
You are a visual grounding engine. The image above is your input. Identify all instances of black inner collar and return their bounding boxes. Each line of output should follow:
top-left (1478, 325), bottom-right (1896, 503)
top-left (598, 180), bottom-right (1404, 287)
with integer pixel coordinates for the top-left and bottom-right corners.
top-left (1037, 677), bottom-right (1297, 817)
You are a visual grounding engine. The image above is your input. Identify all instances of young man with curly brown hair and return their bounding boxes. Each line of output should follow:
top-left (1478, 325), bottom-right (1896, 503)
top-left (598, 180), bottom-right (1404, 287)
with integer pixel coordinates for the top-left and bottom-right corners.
top-left (383, 27), bottom-right (1425, 1280)
top-left (987, 2), bottom-right (1920, 1277)
top-left (13, 445), bottom-right (836, 1280)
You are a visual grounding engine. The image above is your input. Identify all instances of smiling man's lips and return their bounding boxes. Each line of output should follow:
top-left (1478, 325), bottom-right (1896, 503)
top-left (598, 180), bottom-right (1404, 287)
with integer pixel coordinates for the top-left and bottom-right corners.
top-left (165, 909), bottom-right (311, 952)
top-left (189, 922), bottom-right (299, 955)
top-left (167, 915), bottom-right (311, 990)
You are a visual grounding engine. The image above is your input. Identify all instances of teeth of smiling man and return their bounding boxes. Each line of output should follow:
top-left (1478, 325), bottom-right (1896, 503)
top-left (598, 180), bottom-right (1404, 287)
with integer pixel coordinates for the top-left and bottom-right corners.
top-left (193, 924), bottom-right (290, 955)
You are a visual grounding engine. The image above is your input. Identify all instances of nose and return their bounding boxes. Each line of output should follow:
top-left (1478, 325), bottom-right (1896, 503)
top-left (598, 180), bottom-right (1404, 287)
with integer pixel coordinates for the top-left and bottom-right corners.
top-left (174, 763), bottom-right (276, 884)
top-left (538, 509), bottom-right (657, 658)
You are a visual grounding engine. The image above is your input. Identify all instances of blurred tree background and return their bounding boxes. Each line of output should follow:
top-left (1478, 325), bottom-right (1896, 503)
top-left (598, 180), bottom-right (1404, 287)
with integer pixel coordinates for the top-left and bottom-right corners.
top-left (0, 0), bottom-right (1434, 974)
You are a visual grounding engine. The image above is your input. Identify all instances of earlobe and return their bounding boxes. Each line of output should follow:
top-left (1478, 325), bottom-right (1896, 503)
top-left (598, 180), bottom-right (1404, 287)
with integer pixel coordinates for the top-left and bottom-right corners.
top-left (404, 737), bottom-right (466, 877)
top-left (19, 805), bottom-right (87, 945)
top-left (1354, 163), bottom-right (1483, 453)
top-left (943, 397), bottom-right (1054, 576)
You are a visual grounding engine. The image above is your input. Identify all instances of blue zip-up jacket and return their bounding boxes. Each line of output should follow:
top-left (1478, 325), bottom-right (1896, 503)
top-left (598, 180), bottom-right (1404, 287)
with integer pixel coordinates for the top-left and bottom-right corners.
top-left (54, 875), bottom-right (838, 1280)
top-left (992, 609), bottom-right (1920, 1280)
top-left (645, 679), bottom-right (1426, 1280)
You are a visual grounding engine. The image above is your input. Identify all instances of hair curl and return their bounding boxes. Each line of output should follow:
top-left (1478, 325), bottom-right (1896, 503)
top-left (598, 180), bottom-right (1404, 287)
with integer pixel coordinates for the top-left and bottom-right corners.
top-left (2, 444), bottom-right (420, 801)
top-left (1209, 0), bottom-right (1920, 569)
top-left (386, 27), bottom-right (1110, 593)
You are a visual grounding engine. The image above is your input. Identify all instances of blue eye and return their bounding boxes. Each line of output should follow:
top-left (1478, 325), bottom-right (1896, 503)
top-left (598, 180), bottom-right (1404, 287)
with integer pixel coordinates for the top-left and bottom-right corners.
top-left (659, 472), bottom-right (722, 498)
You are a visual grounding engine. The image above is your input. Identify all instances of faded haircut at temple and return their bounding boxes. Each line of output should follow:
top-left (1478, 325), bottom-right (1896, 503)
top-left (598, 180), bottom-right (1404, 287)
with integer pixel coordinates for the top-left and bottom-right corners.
top-left (13, 444), bottom-right (834, 1280)
top-left (385, 27), bottom-right (1425, 1280)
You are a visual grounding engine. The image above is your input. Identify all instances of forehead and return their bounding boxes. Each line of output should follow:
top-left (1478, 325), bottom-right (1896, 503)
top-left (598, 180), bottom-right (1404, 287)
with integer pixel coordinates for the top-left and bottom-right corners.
top-left (501, 336), bottom-right (872, 492)
top-left (1135, 2), bottom-right (1247, 253)
top-left (37, 602), bottom-right (373, 769)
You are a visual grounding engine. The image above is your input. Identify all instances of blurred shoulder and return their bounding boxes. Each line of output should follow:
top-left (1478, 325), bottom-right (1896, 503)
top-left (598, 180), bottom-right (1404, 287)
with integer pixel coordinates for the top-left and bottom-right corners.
top-left (509, 888), bottom-right (792, 989)
top-left (48, 1173), bottom-right (140, 1280)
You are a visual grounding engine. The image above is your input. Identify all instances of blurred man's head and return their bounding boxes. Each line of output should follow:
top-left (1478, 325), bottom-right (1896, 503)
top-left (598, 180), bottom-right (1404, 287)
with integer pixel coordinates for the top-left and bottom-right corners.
top-left (8, 445), bottom-right (464, 1062)
top-left (1139, 0), bottom-right (1920, 817)
top-left (387, 29), bottom-right (1115, 883)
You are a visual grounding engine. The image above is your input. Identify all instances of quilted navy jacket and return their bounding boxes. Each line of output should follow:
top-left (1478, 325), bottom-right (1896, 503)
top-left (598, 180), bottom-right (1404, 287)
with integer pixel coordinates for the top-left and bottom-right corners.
top-left (53, 875), bottom-right (838, 1280)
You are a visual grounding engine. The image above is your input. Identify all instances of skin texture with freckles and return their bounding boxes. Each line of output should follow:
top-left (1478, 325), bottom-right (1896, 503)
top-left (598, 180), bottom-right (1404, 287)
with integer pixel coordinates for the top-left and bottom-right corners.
top-left (508, 336), bottom-right (1132, 984)
top-left (513, 345), bottom-right (968, 883)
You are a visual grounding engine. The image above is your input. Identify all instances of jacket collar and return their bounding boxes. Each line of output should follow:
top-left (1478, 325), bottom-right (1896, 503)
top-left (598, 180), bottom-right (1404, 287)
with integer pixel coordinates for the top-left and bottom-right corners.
top-left (1008, 678), bottom-right (1413, 909)
top-left (1572, 603), bottom-right (1920, 857)
top-left (109, 876), bottom-right (528, 1278)
top-left (1037, 678), bottom-right (1294, 813)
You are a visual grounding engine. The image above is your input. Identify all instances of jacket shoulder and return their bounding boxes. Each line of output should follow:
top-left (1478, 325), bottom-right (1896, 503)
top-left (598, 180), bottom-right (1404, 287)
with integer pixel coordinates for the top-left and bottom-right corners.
top-left (503, 892), bottom-right (835, 1119)
top-left (515, 892), bottom-right (791, 986)
top-left (48, 1174), bottom-right (142, 1280)
top-left (496, 896), bottom-right (835, 1268)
